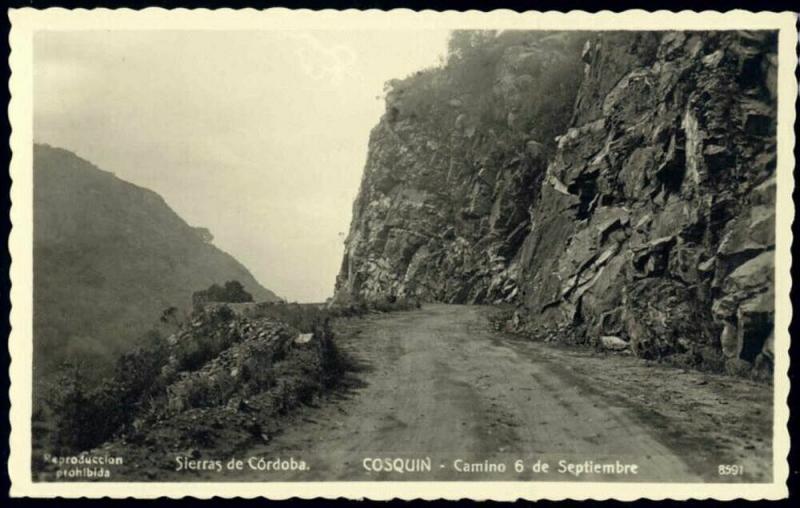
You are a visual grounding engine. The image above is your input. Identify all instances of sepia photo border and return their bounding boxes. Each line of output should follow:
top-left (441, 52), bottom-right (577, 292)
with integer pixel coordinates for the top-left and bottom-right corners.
top-left (7, 7), bottom-right (797, 500)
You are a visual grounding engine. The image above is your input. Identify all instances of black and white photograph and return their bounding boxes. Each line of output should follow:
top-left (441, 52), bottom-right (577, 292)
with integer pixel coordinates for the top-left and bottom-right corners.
top-left (7, 7), bottom-right (795, 500)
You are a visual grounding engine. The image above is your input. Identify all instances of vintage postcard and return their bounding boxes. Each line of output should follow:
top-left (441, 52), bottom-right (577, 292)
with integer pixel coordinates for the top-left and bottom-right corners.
top-left (7, 7), bottom-right (796, 500)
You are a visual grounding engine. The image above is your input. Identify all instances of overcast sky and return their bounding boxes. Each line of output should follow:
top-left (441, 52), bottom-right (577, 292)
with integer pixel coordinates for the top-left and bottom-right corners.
top-left (34, 30), bottom-right (450, 302)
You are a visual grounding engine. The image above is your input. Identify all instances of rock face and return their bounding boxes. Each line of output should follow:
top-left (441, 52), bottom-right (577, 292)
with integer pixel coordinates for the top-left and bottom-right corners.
top-left (335, 31), bottom-right (586, 305)
top-left (34, 144), bottom-right (280, 375)
top-left (335, 31), bottom-right (777, 375)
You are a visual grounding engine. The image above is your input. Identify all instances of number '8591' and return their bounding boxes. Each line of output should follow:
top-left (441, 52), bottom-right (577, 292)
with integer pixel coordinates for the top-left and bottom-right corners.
top-left (718, 465), bottom-right (744, 476)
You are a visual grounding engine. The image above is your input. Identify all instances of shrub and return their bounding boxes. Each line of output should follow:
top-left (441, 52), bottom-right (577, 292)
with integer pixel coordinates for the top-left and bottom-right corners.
top-left (45, 329), bottom-right (170, 452)
top-left (388, 30), bottom-right (587, 155)
top-left (45, 363), bottom-right (100, 452)
top-left (192, 280), bottom-right (253, 306)
top-left (174, 306), bottom-right (240, 371)
top-left (314, 319), bottom-right (345, 389)
top-left (115, 330), bottom-right (169, 401)
top-left (183, 377), bottom-right (219, 409)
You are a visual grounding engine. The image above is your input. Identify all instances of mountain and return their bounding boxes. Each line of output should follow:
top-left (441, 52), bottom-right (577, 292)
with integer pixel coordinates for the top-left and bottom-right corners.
top-left (33, 144), bottom-right (280, 375)
top-left (334, 30), bottom-right (777, 377)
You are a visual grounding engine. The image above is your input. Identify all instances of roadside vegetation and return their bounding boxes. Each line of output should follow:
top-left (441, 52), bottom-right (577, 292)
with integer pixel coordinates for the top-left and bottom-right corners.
top-left (32, 282), bottom-right (420, 476)
top-left (385, 30), bottom-right (586, 153)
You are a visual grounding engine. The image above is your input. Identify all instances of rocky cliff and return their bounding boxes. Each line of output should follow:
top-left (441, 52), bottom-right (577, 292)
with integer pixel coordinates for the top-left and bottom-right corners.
top-left (335, 31), bottom-right (586, 304)
top-left (34, 144), bottom-right (280, 375)
top-left (335, 31), bottom-right (777, 376)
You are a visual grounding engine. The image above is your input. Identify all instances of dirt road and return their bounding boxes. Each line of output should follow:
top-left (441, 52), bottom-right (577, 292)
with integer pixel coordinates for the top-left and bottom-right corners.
top-left (197, 305), bottom-right (772, 482)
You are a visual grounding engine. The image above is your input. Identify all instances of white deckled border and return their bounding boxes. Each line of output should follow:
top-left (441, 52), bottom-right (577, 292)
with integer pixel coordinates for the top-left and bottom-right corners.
top-left (7, 7), bottom-right (797, 500)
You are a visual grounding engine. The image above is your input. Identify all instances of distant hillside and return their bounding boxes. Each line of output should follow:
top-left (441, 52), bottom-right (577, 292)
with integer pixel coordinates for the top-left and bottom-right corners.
top-left (33, 144), bottom-right (280, 375)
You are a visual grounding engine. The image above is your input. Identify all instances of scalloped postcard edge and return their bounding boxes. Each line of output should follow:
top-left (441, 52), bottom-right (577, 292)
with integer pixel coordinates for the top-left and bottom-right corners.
top-left (7, 7), bottom-right (797, 500)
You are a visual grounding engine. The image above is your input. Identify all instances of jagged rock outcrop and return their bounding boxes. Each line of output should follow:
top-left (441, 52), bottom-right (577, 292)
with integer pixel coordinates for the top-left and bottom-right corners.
top-left (518, 31), bottom-right (776, 376)
top-left (335, 31), bottom-right (777, 376)
top-left (335, 31), bottom-right (586, 305)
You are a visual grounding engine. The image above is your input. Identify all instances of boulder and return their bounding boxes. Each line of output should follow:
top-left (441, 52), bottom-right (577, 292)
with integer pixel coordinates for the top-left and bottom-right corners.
top-left (294, 333), bottom-right (313, 345)
top-left (717, 205), bottom-right (775, 260)
top-left (601, 335), bottom-right (629, 351)
top-left (724, 251), bottom-right (774, 294)
top-left (720, 321), bottom-right (738, 358)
